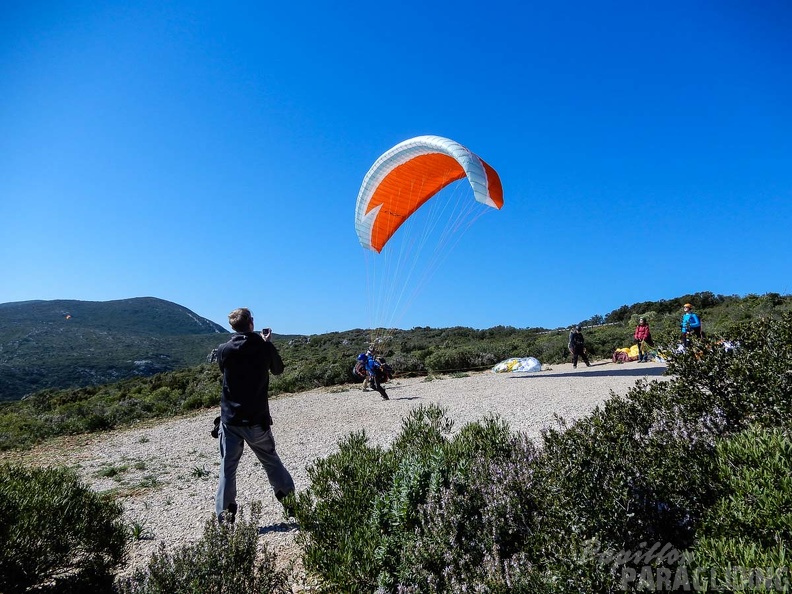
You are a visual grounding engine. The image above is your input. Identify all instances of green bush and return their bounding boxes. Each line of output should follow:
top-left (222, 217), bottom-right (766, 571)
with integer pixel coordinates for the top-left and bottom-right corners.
top-left (118, 502), bottom-right (290, 594)
top-left (691, 425), bottom-right (792, 575)
top-left (0, 463), bottom-right (127, 594)
top-left (294, 430), bottom-right (394, 592)
top-left (293, 313), bottom-right (792, 592)
top-left (382, 352), bottom-right (426, 376)
top-left (530, 386), bottom-right (719, 591)
top-left (423, 346), bottom-right (477, 372)
top-left (663, 314), bottom-right (792, 431)
top-left (526, 315), bottom-right (792, 589)
top-left (293, 405), bottom-right (531, 593)
top-left (423, 347), bottom-right (499, 373)
top-left (395, 433), bottom-right (545, 593)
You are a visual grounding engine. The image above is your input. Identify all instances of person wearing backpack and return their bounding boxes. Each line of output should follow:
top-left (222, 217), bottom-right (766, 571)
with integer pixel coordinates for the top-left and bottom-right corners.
top-left (365, 351), bottom-right (389, 400)
top-left (681, 303), bottom-right (702, 348)
top-left (633, 317), bottom-right (654, 362)
top-left (568, 325), bottom-right (591, 368)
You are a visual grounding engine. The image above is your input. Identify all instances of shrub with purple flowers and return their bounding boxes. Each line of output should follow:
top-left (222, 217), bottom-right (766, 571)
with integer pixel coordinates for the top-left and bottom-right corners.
top-left (294, 405), bottom-right (528, 593)
top-left (292, 313), bottom-right (792, 593)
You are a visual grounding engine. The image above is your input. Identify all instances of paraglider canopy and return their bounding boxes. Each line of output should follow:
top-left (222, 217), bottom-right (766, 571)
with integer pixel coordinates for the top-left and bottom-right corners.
top-left (492, 357), bottom-right (542, 373)
top-left (354, 135), bottom-right (504, 253)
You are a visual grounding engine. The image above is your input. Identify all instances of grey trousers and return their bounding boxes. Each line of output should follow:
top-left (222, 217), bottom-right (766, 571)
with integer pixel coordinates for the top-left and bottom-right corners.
top-left (215, 422), bottom-right (295, 518)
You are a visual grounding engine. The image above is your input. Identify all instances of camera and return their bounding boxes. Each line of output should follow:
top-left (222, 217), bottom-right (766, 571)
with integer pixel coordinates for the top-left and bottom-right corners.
top-left (211, 416), bottom-right (221, 438)
top-left (262, 328), bottom-right (271, 335)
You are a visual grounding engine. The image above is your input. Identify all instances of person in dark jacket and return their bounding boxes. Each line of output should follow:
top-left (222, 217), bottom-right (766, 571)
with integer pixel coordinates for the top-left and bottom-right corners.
top-left (568, 325), bottom-right (591, 368)
top-left (215, 307), bottom-right (294, 524)
top-left (633, 317), bottom-right (654, 362)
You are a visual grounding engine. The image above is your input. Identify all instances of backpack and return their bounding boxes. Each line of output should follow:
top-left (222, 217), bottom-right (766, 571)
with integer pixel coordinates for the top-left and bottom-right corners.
top-left (612, 350), bottom-right (631, 363)
top-left (353, 360), bottom-right (366, 379)
top-left (688, 313), bottom-right (700, 328)
top-left (377, 362), bottom-right (394, 382)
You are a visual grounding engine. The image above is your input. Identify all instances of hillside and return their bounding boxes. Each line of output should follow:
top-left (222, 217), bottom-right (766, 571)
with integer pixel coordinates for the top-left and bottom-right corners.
top-left (2, 291), bottom-right (790, 409)
top-left (0, 297), bottom-right (228, 401)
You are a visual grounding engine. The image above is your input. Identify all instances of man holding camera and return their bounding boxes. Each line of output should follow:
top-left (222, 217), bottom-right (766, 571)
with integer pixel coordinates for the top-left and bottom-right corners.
top-left (214, 307), bottom-right (295, 524)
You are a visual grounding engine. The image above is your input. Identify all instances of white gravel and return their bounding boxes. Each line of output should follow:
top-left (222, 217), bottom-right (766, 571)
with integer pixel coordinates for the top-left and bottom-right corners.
top-left (8, 359), bottom-right (668, 584)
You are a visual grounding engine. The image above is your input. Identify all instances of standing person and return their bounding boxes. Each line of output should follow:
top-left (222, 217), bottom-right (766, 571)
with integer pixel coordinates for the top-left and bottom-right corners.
top-left (681, 303), bottom-right (702, 348)
top-left (215, 307), bottom-right (295, 524)
top-left (633, 317), bottom-right (654, 362)
top-left (365, 350), bottom-right (389, 400)
top-left (568, 325), bottom-right (591, 368)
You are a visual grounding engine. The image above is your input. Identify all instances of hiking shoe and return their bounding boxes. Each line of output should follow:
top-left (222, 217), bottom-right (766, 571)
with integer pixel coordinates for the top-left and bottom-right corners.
top-left (277, 492), bottom-right (296, 518)
top-left (381, 394), bottom-right (389, 400)
top-left (219, 502), bottom-right (237, 526)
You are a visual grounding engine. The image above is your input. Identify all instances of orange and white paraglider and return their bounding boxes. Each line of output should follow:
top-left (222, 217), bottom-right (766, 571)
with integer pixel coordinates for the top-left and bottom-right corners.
top-left (354, 135), bottom-right (503, 253)
top-left (355, 135), bottom-right (504, 334)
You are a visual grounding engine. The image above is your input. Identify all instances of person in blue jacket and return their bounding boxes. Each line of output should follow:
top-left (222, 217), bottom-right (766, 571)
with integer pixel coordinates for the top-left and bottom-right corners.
top-left (365, 349), bottom-right (389, 400)
top-left (681, 303), bottom-right (702, 347)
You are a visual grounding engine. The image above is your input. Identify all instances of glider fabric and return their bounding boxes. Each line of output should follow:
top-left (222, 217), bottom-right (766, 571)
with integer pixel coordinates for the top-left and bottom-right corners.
top-left (492, 357), bottom-right (542, 373)
top-left (355, 135), bottom-right (504, 253)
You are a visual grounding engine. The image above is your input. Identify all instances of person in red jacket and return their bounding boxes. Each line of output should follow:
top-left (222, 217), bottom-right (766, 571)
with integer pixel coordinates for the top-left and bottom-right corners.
top-left (633, 317), bottom-right (654, 362)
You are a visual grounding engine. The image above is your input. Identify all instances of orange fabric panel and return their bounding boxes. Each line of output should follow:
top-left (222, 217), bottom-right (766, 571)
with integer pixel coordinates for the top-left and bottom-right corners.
top-left (366, 153), bottom-right (465, 252)
top-left (481, 159), bottom-right (504, 208)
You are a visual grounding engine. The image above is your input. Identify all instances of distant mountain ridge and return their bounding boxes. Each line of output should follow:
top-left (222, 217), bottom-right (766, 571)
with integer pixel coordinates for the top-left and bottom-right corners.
top-left (0, 297), bottom-right (229, 401)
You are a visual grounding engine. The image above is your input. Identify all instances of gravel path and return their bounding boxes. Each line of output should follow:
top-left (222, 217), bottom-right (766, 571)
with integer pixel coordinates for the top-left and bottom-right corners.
top-left (8, 359), bottom-right (667, 584)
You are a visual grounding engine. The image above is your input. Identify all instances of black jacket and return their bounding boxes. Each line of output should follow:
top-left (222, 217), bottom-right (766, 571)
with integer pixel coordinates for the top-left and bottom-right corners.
top-left (217, 332), bottom-right (284, 427)
top-left (568, 330), bottom-right (585, 350)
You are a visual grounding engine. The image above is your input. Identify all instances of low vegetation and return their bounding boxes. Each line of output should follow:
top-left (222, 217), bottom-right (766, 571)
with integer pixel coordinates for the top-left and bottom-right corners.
top-left (0, 464), bottom-right (128, 594)
top-left (0, 365), bottom-right (222, 450)
top-left (290, 312), bottom-right (792, 592)
top-left (117, 503), bottom-right (291, 594)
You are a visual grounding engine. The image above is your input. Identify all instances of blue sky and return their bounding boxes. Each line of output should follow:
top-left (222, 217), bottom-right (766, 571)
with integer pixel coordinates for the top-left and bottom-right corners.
top-left (2, 1), bottom-right (790, 334)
